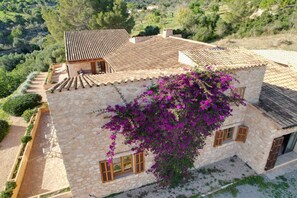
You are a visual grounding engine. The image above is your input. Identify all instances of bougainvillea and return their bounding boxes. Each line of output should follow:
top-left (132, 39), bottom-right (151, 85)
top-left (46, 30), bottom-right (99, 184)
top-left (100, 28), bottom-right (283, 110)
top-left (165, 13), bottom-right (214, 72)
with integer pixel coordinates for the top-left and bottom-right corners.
top-left (102, 68), bottom-right (245, 186)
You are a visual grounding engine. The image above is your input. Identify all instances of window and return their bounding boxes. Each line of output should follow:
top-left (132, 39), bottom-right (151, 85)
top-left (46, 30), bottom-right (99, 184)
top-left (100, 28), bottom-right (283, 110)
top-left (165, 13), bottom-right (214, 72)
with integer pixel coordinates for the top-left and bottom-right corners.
top-left (113, 155), bottom-right (133, 176)
top-left (232, 87), bottom-right (246, 98)
top-left (96, 61), bottom-right (106, 74)
top-left (236, 126), bottom-right (249, 143)
top-left (99, 152), bottom-right (145, 183)
top-left (213, 127), bottom-right (234, 147)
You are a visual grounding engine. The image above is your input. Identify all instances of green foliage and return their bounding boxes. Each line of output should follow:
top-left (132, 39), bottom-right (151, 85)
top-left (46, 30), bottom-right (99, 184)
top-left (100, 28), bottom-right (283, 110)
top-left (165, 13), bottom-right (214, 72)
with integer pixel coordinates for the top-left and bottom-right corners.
top-left (2, 93), bottom-right (42, 116)
top-left (0, 39), bottom-right (65, 98)
top-left (0, 53), bottom-right (25, 71)
top-left (173, 0), bottom-right (297, 42)
top-left (21, 135), bottom-right (32, 144)
top-left (138, 25), bottom-right (160, 36)
top-left (0, 181), bottom-right (16, 198)
top-left (10, 25), bottom-right (23, 38)
top-left (42, 0), bottom-right (135, 41)
top-left (0, 119), bottom-right (9, 142)
top-left (22, 108), bottom-right (37, 123)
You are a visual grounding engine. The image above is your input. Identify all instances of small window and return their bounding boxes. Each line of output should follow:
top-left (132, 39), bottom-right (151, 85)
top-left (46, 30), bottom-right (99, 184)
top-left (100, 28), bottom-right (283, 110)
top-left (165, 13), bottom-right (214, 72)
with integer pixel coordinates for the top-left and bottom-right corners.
top-left (113, 155), bottom-right (133, 177)
top-left (99, 153), bottom-right (144, 183)
top-left (232, 87), bottom-right (246, 98)
top-left (213, 127), bottom-right (234, 147)
top-left (223, 128), bottom-right (234, 141)
top-left (96, 61), bottom-right (106, 74)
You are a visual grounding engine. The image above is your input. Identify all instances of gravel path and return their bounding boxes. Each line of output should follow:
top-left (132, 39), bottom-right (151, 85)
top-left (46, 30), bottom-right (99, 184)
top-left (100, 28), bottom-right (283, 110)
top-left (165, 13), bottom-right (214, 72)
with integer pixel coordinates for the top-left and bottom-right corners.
top-left (0, 116), bottom-right (27, 190)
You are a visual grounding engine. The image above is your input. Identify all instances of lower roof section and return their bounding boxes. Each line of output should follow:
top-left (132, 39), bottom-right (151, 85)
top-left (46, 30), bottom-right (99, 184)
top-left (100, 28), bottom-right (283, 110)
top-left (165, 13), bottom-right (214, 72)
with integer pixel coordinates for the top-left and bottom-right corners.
top-left (256, 63), bottom-right (297, 129)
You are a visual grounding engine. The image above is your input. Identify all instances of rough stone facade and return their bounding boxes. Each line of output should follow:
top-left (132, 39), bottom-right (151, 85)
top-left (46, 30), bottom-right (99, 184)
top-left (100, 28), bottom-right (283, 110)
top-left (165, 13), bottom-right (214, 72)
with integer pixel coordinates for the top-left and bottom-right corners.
top-left (68, 61), bottom-right (92, 77)
top-left (47, 66), bottom-right (291, 197)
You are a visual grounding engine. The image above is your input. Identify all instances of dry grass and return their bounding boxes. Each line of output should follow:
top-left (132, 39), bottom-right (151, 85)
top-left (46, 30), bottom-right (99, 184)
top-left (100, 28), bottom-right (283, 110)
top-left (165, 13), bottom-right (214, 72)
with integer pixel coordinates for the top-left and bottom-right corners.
top-left (213, 32), bottom-right (297, 51)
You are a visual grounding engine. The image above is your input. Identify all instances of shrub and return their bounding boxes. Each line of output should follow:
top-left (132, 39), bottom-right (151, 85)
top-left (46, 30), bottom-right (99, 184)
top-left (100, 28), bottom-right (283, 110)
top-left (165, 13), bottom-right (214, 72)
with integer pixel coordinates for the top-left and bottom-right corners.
top-left (22, 108), bottom-right (38, 123)
top-left (21, 135), bottom-right (32, 144)
top-left (138, 25), bottom-right (160, 36)
top-left (0, 120), bottom-right (9, 142)
top-left (0, 181), bottom-right (16, 198)
top-left (3, 94), bottom-right (42, 116)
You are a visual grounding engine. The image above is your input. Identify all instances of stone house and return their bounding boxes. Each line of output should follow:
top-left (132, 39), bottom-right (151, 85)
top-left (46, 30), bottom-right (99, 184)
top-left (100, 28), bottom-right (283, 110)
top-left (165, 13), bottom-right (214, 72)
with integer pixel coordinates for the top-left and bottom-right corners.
top-left (47, 29), bottom-right (297, 197)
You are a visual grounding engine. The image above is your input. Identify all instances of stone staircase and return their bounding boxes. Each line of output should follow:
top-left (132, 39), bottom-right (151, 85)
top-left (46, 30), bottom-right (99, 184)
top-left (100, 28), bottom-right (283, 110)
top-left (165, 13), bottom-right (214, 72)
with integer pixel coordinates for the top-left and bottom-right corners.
top-left (26, 72), bottom-right (48, 102)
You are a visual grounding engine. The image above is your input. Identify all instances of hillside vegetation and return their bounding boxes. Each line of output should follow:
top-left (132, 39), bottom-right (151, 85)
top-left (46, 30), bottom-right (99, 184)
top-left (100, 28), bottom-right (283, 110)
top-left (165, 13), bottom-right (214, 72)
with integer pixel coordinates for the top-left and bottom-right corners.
top-left (128, 0), bottom-right (297, 40)
top-left (0, 0), bottom-right (65, 98)
top-left (0, 0), bottom-right (296, 99)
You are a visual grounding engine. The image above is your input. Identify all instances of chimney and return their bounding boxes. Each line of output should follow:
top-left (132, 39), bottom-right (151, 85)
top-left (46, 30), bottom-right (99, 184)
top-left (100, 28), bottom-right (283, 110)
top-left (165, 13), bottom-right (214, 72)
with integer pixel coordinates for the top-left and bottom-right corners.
top-left (162, 29), bottom-right (173, 38)
top-left (129, 36), bottom-right (153, 44)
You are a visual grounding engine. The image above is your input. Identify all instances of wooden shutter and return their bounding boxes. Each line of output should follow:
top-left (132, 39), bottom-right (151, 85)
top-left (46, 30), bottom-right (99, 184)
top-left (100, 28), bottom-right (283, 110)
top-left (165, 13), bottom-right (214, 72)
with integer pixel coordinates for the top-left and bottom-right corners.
top-left (213, 130), bottom-right (224, 147)
top-left (99, 161), bottom-right (114, 183)
top-left (91, 62), bottom-right (96, 74)
top-left (236, 126), bottom-right (249, 143)
top-left (134, 152), bottom-right (145, 174)
top-left (265, 136), bottom-right (284, 171)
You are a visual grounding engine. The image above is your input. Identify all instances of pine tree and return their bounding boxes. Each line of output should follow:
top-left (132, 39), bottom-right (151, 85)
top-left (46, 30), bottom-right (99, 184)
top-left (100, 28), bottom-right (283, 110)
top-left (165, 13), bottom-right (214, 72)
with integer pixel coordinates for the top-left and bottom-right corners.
top-left (41, 0), bottom-right (134, 42)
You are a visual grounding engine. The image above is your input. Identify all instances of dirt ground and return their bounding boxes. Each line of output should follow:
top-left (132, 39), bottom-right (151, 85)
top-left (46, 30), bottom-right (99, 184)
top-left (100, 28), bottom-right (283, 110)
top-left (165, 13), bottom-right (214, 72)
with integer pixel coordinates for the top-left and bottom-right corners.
top-left (213, 169), bottom-right (297, 198)
top-left (213, 32), bottom-right (297, 51)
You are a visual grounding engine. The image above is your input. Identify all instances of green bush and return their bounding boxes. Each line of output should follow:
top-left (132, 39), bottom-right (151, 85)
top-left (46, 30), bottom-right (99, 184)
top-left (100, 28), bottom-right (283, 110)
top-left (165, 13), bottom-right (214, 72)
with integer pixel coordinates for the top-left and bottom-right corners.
top-left (21, 135), bottom-right (32, 144)
top-left (0, 120), bottom-right (9, 142)
top-left (3, 94), bottom-right (42, 116)
top-left (22, 108), bottom-right (38, 123)
top-left (0, 181), bottom-right (16, 198)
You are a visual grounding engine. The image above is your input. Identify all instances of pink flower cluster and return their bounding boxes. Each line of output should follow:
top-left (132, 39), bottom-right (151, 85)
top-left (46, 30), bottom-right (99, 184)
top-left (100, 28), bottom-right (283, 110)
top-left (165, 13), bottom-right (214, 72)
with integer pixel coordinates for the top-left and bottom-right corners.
top-left (102, 68), bottom-right (244, 186)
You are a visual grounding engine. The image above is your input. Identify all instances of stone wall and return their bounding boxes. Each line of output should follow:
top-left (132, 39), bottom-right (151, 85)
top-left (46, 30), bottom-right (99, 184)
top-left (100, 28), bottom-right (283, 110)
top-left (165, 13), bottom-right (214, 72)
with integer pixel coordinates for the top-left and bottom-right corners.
top-left (47, 67), bottom-right (267, 197)
top-left (68, 61), bottom-right (92, 77)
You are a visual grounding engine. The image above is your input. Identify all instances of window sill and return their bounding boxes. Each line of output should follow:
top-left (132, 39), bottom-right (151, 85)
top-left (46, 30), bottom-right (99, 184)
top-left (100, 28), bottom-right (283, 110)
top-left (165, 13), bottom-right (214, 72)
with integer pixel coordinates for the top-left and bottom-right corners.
top-left (214, 140), bottom-right (236, 148)
top-left (114, 171), bottom-right (134, 180)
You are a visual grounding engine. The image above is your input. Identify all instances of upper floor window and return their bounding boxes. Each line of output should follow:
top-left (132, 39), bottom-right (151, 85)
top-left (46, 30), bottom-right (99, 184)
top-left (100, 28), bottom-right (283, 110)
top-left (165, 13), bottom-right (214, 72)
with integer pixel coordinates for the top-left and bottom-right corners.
top-left (96, 61), bottom-right (106, 74)
top-left (99, 152), bottom-right (145, 183)
top-left (232, 87), bottom-right (246, 98)
top-left (213, 126), bottom-right (249, 147)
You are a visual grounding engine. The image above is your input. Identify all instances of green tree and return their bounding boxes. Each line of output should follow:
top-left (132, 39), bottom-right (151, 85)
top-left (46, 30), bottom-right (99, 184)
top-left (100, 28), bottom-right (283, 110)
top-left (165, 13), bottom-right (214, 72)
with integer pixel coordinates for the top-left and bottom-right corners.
top-left (42, 0), bottom-right (135, 41)
top-left (90, 0), bottom-right (135, 32)
top-left (176, 7), bottom-right (196, 31)
top-left (10, 26), bottom-right (23, 38)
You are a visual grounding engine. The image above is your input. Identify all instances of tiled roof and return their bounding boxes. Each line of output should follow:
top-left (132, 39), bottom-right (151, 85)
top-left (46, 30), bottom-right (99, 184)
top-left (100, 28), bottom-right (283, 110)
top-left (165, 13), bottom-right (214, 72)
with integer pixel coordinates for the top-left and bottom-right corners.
top-left (104, 36), bottom-right (213, 71)
top-left (65, 29), bottom-right (130, 62)
top-left (253, 50), bottom-right (297, 69)
top-left (182, 48), bottom-right (268, 70)
top-left (48, 68), bottom-right (186, 93)
top-left (256, 63), bottom-right (297, 129)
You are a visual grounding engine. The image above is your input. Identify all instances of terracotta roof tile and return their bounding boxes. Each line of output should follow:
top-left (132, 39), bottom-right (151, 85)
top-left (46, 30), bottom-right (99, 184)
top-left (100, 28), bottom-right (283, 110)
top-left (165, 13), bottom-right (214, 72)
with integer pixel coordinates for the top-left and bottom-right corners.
top-left (65, 29), bottom-right (130, 62)
top-left (256, 63), bottom-right (297, 129)
top-left (48, 68), bottom-right (187, 93)
top-left (104, 36), bottom-right (213, 71)
top-left (182, 48), bottom-right (268, 70)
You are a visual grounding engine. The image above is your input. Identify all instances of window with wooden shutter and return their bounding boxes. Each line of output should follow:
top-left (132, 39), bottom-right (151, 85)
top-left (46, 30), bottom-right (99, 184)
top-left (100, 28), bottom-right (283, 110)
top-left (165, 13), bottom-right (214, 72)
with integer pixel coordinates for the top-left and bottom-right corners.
top-left (99, 161), bottom-right (114, 183)
top-left (232, 87), bottom-right (246, 98)
top-left (134, 152), bottom-right (145, 174)
top-left (236, 126), bottom-right (249, 143)
top-left (213, 130), bottom-right (224, 147)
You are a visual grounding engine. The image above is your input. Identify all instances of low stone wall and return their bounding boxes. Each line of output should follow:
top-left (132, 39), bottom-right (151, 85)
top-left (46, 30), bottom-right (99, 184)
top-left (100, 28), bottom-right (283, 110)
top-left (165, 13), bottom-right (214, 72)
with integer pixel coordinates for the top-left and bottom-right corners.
top-left (7, 106), bottom-right (49, 198)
